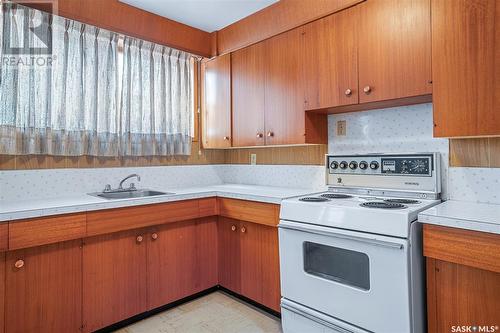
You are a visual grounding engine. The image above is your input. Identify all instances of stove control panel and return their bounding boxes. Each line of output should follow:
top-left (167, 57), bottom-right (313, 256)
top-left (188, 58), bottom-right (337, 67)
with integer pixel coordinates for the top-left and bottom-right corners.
top-left (327, 154), bottom-right (434, 177)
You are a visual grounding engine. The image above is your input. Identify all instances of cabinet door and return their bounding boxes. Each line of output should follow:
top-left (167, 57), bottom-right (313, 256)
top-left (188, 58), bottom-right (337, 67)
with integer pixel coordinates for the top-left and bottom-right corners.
top-left (358, 0), bottom-right (432, 103)
top-left (260, 225), bottom-right (281, 312)
top-left (432, 0), bottom-right (500, 137)
top-left (83, 229), bottom-right (147, 333)
top-left (427, 259), bottom-right (500, 333)
top-left (5, 240), bottom-right (82, 333)
top-left (303, 7), bottom-right (358, 110)
top-left (195, 217), bottom-right (219, 292)
top-left (147, 220), bottom-right (198, 309)
top-left (218, 217), bottom-right (241, 293)
top-left (264, 28), bottom-right (307, 145)
top-left (231, 43), bottom-right (266, 147)
top-left (202, 54), bottom-right (232, 148)
top-left (239, 222), bottom-right (262, 303)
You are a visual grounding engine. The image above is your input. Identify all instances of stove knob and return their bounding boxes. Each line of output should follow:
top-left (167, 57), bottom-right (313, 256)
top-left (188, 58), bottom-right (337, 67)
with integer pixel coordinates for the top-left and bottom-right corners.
top-left (349, 161), bottom-right (358, 170)
top-left (330, 161), bottom-right (339, 170)
top-left (370, 161), bottom-right (379, 170)
top-left (339, 161), bottom-right (348, 169)
top-left (359, 161), bottom-right (368, 170)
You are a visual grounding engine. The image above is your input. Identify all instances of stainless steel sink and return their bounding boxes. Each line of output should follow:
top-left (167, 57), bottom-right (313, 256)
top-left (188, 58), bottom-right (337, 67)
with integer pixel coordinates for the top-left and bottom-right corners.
top-left (89, 189), bottom-right (174, 200)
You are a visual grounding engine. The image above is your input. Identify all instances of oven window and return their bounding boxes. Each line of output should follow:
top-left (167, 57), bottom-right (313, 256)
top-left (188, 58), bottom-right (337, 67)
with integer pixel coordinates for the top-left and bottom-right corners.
top-left (303, 242), bottom-right (370, 290)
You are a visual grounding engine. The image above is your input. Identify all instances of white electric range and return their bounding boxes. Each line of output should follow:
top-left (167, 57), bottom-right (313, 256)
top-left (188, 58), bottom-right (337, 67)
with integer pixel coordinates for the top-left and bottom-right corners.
top-left (279, 153), bottom-right (442, 333)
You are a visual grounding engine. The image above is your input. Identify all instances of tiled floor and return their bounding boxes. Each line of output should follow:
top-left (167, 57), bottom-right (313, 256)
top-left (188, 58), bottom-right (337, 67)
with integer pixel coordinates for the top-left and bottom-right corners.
top-left (114, 291), bottom-right (282, 333)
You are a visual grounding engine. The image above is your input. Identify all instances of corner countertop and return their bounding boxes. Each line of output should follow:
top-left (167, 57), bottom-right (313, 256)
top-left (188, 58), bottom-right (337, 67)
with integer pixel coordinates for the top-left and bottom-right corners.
top-left (0, 184), bottom-right (323, 222)
top-left (418, 200), bottom-right (500, 235)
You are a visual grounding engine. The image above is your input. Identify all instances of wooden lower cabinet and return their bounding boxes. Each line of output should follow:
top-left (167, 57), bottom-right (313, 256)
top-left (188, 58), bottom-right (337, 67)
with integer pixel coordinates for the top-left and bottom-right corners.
top-left (424, 225), bottom-right (500, 333)
top-left (218, 218), bottom-right (242, 292)
top-left (218, 217), bottom-right (281, 312)
top-left (147, 218), bottom-right (218, 309)
top-left (82, 229), bottom-right (148, 333)
top-left (426, 259), bottom-right (500, 333)
top-left (5, 240), bottom-right (82, 333)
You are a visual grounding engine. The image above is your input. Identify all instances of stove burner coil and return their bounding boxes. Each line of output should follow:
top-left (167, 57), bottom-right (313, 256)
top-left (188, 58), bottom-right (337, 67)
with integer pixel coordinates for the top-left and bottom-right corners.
top-left (385, 199), bottom-right (421, 204)
top-left (299, 197), bottom-right (330, 202)
top-left (320, 193), bottom-right (353, 199)
top-left (360, 202), bottom-right (407, 209)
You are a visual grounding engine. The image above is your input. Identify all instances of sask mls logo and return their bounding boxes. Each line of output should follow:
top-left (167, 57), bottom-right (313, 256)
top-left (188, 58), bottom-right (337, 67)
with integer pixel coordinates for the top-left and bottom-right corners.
top-left (2, 1), bottom-right (57, 67)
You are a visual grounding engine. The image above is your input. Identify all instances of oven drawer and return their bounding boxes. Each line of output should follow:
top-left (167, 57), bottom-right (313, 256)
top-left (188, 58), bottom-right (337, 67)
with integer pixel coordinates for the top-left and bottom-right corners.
top-left (279, 220), bottom-right (411, 333)
top-left (281, 298), bottom-right (370, 333)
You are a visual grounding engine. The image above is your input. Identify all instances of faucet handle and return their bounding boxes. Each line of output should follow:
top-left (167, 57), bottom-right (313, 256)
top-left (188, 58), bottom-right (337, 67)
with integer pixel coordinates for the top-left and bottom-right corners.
top-left (129, 183), bottom-right (137, 190)
top-left (104, 184), bottom-right (112, 192)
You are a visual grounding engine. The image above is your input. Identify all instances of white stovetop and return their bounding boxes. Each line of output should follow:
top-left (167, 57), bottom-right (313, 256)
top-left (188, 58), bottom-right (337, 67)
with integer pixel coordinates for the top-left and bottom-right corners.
top-left (418, 200), bottom-right (500, 235)
top-left (0, 184), bottom-right (322, 222)
top-left (280, 193), bottom-right (441, 238)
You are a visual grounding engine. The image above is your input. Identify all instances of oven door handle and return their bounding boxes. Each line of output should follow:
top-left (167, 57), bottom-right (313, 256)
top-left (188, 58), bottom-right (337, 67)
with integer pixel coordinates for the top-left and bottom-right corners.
top-left (279, 221), bottom-right (404, 250)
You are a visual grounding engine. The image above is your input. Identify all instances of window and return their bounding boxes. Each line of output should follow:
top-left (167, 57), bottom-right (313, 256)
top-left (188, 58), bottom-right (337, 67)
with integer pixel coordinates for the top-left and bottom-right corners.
top-left (0, 3), bottom-right (194, 157)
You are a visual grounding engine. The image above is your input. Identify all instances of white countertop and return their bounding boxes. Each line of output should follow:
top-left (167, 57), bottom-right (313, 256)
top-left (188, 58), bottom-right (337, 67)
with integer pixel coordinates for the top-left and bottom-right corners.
top-left (0, 184), bottom-right (322, 222)
top-left (418, 200), bottom-right (500, 235)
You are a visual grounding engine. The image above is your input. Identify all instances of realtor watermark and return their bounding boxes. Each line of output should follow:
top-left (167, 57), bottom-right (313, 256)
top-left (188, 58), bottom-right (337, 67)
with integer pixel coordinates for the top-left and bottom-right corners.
top-left (451, 325), bottom-right (499, 333)
top-left (1, 0), bottom-right (58, 68)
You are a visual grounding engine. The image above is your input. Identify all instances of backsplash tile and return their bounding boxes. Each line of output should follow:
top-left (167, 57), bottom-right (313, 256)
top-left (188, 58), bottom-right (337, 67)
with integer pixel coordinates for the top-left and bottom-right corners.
top-left (448, 168), bottom-right (500, 205)
top-left (218, 165), bottom-right (325, 190)
top-left (0, 165), bottom-right (224, 201)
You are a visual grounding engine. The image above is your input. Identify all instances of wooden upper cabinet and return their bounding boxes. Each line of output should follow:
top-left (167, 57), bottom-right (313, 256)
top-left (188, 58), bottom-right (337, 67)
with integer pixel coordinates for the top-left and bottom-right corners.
top-left (231, 42), bottom-right (266, 147)
top-left (358, 0), bottom-right (432, 103)
top-left (5, 240), bottom-right (82, 333)
top-left (264, 28), bottom-right (309, 145)
top-left (303, 7), bottom-right (359, 110)
top-left (432, 0), bottom-right (500, 137)
top-left (202, 54), bottom-right (232, 148)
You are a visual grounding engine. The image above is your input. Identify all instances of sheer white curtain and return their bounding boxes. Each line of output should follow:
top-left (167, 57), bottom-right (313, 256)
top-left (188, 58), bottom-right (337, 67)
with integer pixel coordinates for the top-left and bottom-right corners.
top-left (0, 4), bottom-right (194, 157)
top-left (0, 3), bottom-right (119, 156)
top-left (120, 37), bottom-right (193, 156)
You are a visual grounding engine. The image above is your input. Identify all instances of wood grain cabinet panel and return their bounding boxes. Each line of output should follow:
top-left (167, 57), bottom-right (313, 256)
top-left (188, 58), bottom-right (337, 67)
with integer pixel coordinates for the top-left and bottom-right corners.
top-left (218, 217), bottom-right (242, 293)
top-left (303, 6), bottom-right (359, 110)
top-left (424, 226), bottom-right (500, 333)
top-left (260, 224), bottom-right (281, 312)
top-left (202, 54), bottom-right (232, 148)
top-left (82, 229), bottom-right (148, 332)
top-left (358, 0), bottom-right (432, 103)
top-left (0, 223), bottom-right (8, 251)
top-left (86, 200), bottom-right (199, 236)
top-left (432, 0), bottom-right (500, 137)
top-left (0, 253), bottom-right (5, 333)
top-left (427, 259), bottom-right (500, 333)
top-left (218, 198), bottom-right (280, 227)
top-left (8, 213), bottom-right (86, 250)
top-left (5, 240), bottom-right (82, 333)
top-left (239, 221), bottom-right (263, 303)
top-left (231, 42), bottom-right (266, 147)
top-left (264, 28), bottom-right (309, 145)
top-left (147, 220), bottom-right (199, 309)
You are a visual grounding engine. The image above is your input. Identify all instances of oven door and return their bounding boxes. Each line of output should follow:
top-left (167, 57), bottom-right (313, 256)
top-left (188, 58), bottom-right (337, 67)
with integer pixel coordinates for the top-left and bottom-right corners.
top-left (279, 220), bottom-right (411, 333)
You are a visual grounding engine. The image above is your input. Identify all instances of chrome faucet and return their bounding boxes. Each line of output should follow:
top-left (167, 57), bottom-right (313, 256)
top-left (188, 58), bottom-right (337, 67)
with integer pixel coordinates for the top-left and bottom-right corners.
top-left (118, 174), bottom-right (141, 190)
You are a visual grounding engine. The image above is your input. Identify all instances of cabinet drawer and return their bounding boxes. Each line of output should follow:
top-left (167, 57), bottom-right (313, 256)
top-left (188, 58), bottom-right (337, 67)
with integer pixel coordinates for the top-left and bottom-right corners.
top-left (423, 224), bottom-right (500, 273)
top-left (0, 223), bottom-right (8, 251)
top-left (218, 198), bottom-right (279, 227)
top-left (86, 200), bottom-right (200, 236)
top-left (199, 198), bottom-right (219, 217)
top-left (9, 213), bottom-right (86, 250)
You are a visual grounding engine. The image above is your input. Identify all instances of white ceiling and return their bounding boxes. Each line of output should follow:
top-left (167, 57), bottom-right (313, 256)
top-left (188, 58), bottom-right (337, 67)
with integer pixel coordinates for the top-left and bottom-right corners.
top-left (119, 0), bottom-right (278, 32)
